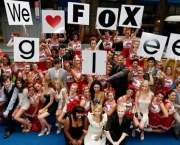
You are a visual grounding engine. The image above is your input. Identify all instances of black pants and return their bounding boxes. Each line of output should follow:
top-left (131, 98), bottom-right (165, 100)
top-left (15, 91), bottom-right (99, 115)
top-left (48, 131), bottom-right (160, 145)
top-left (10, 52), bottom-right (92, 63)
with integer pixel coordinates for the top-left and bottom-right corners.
top-left (0, 106), bottom-right (15, 132)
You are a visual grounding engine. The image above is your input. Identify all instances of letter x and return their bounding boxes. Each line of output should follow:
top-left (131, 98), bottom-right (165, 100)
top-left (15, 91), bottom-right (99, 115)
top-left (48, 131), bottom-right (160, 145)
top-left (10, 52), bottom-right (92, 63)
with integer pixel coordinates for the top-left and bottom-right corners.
top-left (123, 7), bottom-right (140, 26)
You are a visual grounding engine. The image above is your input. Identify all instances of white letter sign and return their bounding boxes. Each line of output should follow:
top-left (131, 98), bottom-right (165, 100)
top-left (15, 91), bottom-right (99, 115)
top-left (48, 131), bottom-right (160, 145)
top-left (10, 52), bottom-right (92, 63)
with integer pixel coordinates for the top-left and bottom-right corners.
top-left (42, 10), bottom-right (65, 33)
top-left (165, 33), bottom-right (180, 60)
top-left (119, 5), bottom-right (144, 28)
top-left (14, 37), bottom-right (39, 62)
top-left (96, 7), bottom-right (118, 30)
top-left (82, 50), bottom-right (107, 75)
top-left (68, 2), bottom-right (89, 25)
top-left (137, 32), bottom-right (167, 61)
top-left (4, 0), bottom-right (33, 25)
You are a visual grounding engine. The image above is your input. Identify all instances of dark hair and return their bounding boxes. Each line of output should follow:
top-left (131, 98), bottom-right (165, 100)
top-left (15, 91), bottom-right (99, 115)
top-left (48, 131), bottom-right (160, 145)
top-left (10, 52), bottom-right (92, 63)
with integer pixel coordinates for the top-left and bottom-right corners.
top-left (131, 59), bottom-right (139, 64)
top-left (15, 77), bottom-right (26, 93)
top-left (163, 90), bottom-right (176, 101)
top-left (156, 90), bottom-right (165, 97)
top-left (90, 80), bottom-right (103, 100)
top-left (176, 81), bottom-right (180, 87)
top-left (2, 76), bottom-right (11, 83)
top-left (53, 59), bottom-right (61, 65)
top-left (3, 54), bottom-right (11, 66)
top-left (127, 87), bottom-right (135, 93)
top-left (51, 48), bottom-right (58, 54)
top-left (59, 44), bottom-right (66, 50)
top-left (147, 57), bottom-right (156, 63)
top-left (72, 106), bottom-right (84, 121)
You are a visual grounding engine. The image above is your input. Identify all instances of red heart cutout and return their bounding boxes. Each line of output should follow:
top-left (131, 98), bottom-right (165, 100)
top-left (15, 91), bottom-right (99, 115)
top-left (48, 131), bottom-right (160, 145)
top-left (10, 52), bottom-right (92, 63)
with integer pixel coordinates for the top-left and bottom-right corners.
top-left (45, 15), bottom-right (61, 28)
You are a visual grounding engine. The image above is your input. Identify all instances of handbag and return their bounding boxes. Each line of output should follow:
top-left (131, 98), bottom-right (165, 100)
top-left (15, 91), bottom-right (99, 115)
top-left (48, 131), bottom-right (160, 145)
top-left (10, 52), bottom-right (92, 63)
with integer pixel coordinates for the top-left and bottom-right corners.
top-left (135, 112), bottom-right (143, 118)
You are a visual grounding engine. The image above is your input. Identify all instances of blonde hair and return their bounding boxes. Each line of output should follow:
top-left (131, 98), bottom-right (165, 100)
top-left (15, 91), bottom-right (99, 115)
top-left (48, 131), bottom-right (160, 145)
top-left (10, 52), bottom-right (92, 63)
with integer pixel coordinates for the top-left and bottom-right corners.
top-left (53, 78), bottom-right (64, 90)
top-left (94, 104), bottom-right (103, 123)
top-left (42, 75), bottom-right (52, 87)
top-left (117, 104), bottom-right (126, 112)
top-left (139, 80), bottom-right (150, 92)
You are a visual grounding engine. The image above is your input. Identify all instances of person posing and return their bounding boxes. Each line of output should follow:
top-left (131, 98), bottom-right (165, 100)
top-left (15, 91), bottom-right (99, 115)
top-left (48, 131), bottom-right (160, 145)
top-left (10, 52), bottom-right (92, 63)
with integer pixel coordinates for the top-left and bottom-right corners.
top-left (54, 78), bottom-right (67, 134)
top-left (84, 104), bottom-right (107, 145)
top-left (104, 104), bottom-right (131, 145)
top-left (48, 59), bottom-right (67, 88)
top-left (31, 63), bottom-right (44, 81)
top-left (80, 85), bottom-right (91, 115)
top-left (63, 60), bottom-right (75, 91)
top-left (132, 80), bottom-right (154, 140)
top-left (90, 80), bottom-right (105, 112)
top-left (68, 25), bottom-right (84, 55)
top-left (106, 55), bottom-right (129, 100)
top-left (46, 32), bottom-right (67, 50)
top-left (145, 90), bottom-right (168, 132)
top-left (0, 54), bottom-right (12, 78)
top-left (85, 37), bottom-right (97, 50)
top-left (0, 76), bottom-right (19, 138)
top-left (12, 78), bottom-right (31, 132)
top-left (37, 76), bottom-right (58, 136)
top-left (64, 106), bottom-right (88, 145)
top-left (37, 42), bottom-right (51, 71)
top-left (103, 88), bottom-right (117, 119)
top-left (117, 87), bottom-right (135, 120)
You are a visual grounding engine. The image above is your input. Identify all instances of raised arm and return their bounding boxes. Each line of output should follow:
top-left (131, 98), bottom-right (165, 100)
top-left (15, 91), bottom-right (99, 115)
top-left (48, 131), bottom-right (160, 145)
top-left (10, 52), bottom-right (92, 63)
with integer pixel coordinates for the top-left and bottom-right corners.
top-left (79, 25), bottom-right (84, 43)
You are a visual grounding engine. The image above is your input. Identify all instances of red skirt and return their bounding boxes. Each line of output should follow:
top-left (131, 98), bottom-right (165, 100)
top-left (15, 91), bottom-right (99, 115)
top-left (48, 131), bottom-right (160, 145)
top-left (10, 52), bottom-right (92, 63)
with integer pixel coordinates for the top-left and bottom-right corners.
top-left (160, 114), bottom-right (175, 130)
top-left (0, 103), bottom-right (5, 111)
top-left (161, 86), bottom-right (171, 94)
top-left (121, 48), bottom-right (130, 58)
top-left (126, 111), bottom-right (134, 121)
top-left (37, 61), bottom-right (47, 71)
top-left (148, 110), bottom-right (161, 128)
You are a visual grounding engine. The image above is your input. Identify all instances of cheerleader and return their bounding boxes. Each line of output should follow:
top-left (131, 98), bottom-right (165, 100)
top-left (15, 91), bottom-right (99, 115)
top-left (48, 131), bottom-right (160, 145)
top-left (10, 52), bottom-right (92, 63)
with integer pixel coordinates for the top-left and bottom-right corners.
top-left (68, 25), bottom-right (84, 55)
top-left (117, 87), bottom-right (135, 120)
top-left (103, 88), bottom-right (117, 118)
top-left (80, 85), bottom-right (91, 115)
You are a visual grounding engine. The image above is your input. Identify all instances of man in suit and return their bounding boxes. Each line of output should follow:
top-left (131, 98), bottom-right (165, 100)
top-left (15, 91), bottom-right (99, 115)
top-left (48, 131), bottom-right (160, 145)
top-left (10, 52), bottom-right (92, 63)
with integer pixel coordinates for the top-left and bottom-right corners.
top-left (106, 55), bottom-right (129, 100)
top-left (173, 82), bottom-right (180, 140)
top-left (144, 57), bottom-right (159, 93)
top-left (0, 76), bottom-right (19, 138)
top-left (54, 44), bottom-right (74, 68)
top-left (48, 59), bottom-right (67, 88)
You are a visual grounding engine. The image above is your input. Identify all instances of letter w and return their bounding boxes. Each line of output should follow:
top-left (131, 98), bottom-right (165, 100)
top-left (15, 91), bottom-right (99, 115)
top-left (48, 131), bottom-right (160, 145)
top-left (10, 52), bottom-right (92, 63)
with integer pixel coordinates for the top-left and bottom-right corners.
top-left (7, 3), bottom-right (20, 21)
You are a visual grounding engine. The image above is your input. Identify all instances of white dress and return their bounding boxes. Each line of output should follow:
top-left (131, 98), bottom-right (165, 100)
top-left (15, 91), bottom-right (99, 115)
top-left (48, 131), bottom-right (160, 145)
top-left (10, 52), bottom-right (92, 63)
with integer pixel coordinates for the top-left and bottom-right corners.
top-left (84, 112), bottom-right (107, 145)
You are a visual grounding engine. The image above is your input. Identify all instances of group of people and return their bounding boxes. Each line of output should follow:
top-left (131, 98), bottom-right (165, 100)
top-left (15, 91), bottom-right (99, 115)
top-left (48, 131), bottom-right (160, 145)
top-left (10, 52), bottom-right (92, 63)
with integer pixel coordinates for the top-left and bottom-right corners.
top-left (0, 24), bottom-right (180, 145)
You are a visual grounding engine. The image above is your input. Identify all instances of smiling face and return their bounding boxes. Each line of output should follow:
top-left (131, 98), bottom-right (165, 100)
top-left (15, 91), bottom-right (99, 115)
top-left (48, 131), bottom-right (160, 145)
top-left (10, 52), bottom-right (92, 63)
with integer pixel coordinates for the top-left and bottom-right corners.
top-left (94, 106), bottom-right (102, 118)
top-left (94, 84), bottom-right (100, 93)
top-left (16, 80), bottom-right (22, 88)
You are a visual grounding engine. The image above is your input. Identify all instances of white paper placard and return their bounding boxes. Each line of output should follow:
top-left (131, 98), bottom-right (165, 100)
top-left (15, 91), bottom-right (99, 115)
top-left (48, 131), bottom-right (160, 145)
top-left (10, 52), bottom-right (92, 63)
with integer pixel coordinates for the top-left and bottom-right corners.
top-left (119, 5), bottom-right (144, 28)
top-left (68, 2), bottom-right (89, 25)
top-left (165, 33), bottom-right (180, 60)
top-left (137, 32), bottom-right (167, 61)
top-left (14, 37), bottom-right (39, 62)
top-left (42, 10), bottom-right (65, 33)
top-left (96, 7), bottom-right (118, 30)
top-left (82, 50), bottom-right (107, 75)
top-left (4, 0), bottom-right (33, 25)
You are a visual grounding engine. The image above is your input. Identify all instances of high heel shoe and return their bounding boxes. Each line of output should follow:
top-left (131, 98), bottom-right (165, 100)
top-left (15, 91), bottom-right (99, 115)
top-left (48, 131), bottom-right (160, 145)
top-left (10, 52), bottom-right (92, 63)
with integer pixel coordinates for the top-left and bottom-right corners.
top-left (25, 123), bottom-right (32, 133)
top-left (38, 128), bottom-right (47, 136)
top-left (56, 128), bottom-right (61, 134)
top-left (46, 124), bottom-right (52, 135)
top-left (140, 136), bottom-right (144, 140)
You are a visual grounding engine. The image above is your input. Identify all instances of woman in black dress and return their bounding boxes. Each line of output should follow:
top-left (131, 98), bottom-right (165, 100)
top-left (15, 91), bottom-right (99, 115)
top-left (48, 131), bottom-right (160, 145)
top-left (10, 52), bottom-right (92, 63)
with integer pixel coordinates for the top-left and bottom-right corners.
top-left (64, 106), bottom-right (88, 145)
top-left (37, 76), bottom-right (58, 136)
top-left (104, 104), bottom-right (131, 145)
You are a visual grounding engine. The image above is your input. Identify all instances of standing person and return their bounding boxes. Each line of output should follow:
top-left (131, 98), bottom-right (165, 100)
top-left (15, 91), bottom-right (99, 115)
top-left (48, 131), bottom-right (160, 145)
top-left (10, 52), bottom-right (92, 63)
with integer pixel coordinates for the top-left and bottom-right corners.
top-left (85, 37), bottom-right (97, 50)
top-left (104, 104), bottom-right (131, 145)
top-left (132, 80), bottom-right (154, 140)
top-left (46, 32), bottom-right (67, 50)
top-left (48, 59), bottom-right (67, 88)
top-left (68, 25), bottom-right (84, 55)
top-left (64, 106), bottom-right (88, 145)
top-left (106, 55), bottom-right (129, 100)
top-left (144, 57), bottom-right (158, 93)
top-left (55, 44), bottom-right (74, 66)
top-left (37, 76), bottom-right (58, 136)
top-left (0, 76), bottom-right (19, 138)
top-left (96, 27), bottom-right (117, 51)
top-left (84, 104), bottom-right (107, 145)
top-left (12, 78), bottom-right (31, 132)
